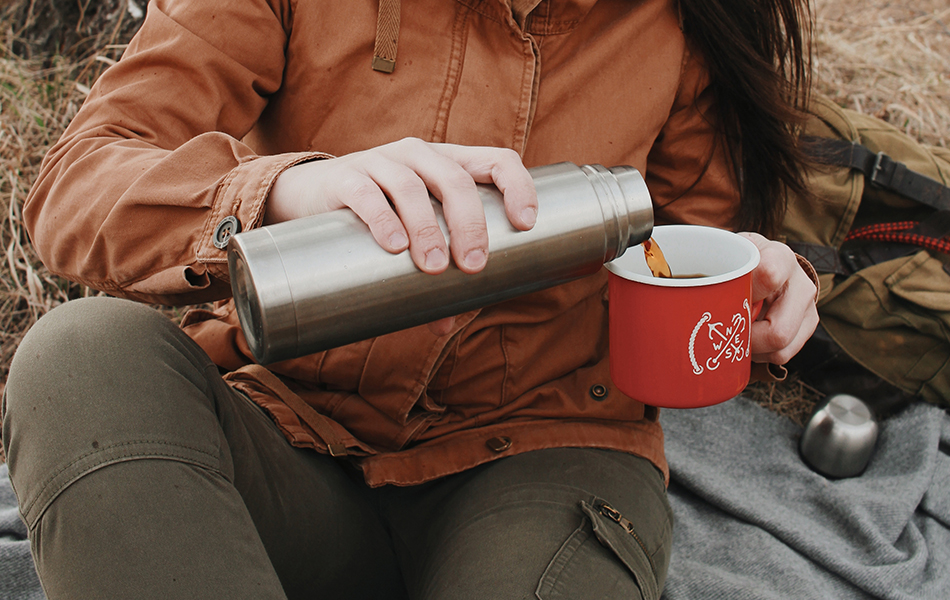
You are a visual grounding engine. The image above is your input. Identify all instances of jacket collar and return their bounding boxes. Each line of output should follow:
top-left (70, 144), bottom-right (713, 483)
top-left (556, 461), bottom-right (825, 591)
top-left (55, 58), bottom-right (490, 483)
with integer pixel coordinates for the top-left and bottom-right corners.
top-left (458, 0), bottom-right (602, 34)
top-left (372, 0), bottom-right (603, 73)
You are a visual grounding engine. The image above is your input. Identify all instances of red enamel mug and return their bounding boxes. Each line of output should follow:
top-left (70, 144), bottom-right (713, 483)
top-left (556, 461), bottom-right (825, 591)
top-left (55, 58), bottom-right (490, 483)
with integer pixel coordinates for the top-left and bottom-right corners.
top-left (605, 225), bottom-right (760, 408)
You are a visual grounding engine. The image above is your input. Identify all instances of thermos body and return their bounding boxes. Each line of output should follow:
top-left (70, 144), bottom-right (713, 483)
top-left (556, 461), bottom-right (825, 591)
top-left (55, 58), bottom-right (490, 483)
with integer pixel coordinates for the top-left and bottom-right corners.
top-left (228, 162), bottom-right (654, 364)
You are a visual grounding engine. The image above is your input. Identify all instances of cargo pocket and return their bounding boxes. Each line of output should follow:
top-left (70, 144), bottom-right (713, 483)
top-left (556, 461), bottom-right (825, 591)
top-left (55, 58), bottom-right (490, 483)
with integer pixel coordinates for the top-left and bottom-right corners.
top-left (819, 250), bottom-right (950, 404)
top-left (535, 498), bottom-right (659, 600)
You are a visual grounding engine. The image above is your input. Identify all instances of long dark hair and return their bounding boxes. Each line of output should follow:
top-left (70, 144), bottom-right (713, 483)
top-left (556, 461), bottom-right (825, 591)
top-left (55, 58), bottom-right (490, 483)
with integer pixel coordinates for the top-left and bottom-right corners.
top-left (679, 0), bottom-right (813, 235)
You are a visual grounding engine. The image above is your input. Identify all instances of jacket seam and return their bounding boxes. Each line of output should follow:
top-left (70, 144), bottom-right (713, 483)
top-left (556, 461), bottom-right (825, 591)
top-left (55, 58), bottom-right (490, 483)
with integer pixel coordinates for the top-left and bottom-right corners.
top-left (362, 419), bottom-right (667, 487)
top-left (436, 335), bottom-right (463, 407)
top-left (41, 256), bottom-right (229, 300)
top-left (454, 0), bottom-right (506, 25)
top-left (198, 163), bottom-right (242, 261)
top-left (514, 32), bottom-right (538, 153)
top-left (432, 3), bottom-right (470, 142)
top-left (285, 0), bottom-right (297, 36)
top-left (525, 0), bottom-right (584, 37)
top-left (63, 153), bottom-right (333, 295)
top-left (36, 269), bottom-right (194, 299)
top-left (244, 156), bottom-right (282, 230)
top-left (500, 324), bottom-right (511, 405)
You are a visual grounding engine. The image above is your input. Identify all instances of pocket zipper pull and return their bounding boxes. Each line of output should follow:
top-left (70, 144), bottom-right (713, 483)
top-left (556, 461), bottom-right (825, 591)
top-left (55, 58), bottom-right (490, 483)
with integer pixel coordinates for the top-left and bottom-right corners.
top-left (594, 500), bottom-right (658, 580)
top-left (596, 501), bottom-right (636, 536)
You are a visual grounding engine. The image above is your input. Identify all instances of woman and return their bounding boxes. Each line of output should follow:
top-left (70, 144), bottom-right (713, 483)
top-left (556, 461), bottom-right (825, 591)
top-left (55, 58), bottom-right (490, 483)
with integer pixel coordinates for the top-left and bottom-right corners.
top-left (4, 0), bottom-right (818, 598)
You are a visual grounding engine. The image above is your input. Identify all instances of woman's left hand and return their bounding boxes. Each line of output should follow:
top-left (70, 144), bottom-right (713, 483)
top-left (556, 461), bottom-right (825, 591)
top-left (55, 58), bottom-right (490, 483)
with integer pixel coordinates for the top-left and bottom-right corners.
top-left (739, 232), bottom-right (819, 365)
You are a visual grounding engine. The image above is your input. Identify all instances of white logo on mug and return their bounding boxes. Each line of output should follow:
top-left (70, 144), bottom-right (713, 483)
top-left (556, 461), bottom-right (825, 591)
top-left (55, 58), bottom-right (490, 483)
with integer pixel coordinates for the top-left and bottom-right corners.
top-left (688, 299), bottom-right (752, 375)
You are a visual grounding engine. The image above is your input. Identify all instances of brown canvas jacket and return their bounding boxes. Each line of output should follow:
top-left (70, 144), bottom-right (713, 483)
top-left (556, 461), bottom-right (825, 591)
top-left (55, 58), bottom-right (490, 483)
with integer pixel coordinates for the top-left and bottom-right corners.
top-left (25, 0), bottom-right (742, 486)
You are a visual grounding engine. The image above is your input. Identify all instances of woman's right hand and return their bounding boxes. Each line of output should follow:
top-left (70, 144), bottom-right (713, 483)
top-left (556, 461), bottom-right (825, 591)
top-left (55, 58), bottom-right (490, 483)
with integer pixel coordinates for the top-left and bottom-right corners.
top-left (265, 138), bottom-right (538, 276)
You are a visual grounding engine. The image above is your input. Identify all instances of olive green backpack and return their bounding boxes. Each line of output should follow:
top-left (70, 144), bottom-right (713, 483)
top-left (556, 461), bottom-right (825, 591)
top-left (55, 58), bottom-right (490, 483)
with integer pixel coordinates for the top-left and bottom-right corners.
top-left (781, 94), bottom-right (950, 412)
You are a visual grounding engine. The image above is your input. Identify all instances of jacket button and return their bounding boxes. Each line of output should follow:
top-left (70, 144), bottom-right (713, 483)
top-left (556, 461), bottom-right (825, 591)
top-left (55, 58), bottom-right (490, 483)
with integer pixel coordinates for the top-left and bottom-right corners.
top-left (212, 216), bottom-right (241, 249)
top-left (486, 436), bottom-right (512, 453)
top-left (589, 384), bottom-right (608, 400)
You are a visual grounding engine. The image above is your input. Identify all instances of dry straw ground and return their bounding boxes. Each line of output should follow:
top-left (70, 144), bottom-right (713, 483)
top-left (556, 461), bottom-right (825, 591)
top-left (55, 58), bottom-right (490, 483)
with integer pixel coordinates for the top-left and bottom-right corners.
top-left (1, 0), bottom-right (948, 422)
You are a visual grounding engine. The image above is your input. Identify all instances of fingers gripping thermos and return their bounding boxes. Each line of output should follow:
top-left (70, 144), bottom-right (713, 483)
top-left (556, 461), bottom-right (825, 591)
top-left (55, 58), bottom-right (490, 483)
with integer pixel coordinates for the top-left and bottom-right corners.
top-left (227, 162), bottom-right (654, 364)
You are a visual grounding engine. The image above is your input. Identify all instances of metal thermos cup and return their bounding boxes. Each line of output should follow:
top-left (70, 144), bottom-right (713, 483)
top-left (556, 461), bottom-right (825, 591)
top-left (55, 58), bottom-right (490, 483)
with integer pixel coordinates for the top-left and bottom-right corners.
top-left (228, 162), bottom-right (654, 364)
top-left (800, 394), bottom-right (879, 478)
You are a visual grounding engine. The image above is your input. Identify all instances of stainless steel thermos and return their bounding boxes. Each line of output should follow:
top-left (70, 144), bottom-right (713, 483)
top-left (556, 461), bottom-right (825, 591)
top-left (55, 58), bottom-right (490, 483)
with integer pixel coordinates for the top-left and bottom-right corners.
top-left (228, 162), bottom-right (654, 364)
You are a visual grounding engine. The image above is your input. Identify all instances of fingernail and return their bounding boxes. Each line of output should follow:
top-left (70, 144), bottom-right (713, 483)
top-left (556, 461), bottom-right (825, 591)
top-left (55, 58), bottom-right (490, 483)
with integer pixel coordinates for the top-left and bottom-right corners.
top-left (389, 232), bottom-right (408, 250)
top-left (521, 207), bottom-right (537, 227)
top-left (425, 248), bottom-right (448, 270)
top-left (463, 249), bottom-right (487, 271)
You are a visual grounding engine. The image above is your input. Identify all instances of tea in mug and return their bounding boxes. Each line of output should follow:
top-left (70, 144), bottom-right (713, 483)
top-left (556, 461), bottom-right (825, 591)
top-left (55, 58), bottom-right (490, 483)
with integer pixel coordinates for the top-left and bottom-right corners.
top-left (643, 237), bottom-right (705, 279)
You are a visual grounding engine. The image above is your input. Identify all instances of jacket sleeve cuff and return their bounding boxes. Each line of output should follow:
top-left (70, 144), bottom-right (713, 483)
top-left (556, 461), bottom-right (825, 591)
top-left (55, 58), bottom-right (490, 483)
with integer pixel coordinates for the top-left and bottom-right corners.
top-left (795, 252), bottom-right (821, 304)
top-left (750, 361), bottom-right (788, 383)
top-left (196, 151), bottom-right (333, 281)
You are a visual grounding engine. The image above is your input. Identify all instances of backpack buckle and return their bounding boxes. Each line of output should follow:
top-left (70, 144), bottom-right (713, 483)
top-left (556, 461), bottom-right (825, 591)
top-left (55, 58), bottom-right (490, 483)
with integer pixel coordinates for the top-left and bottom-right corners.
top-left (870, 152), bottom-right (891, 186)
top-left (869, 151), bottom-right (907, 191)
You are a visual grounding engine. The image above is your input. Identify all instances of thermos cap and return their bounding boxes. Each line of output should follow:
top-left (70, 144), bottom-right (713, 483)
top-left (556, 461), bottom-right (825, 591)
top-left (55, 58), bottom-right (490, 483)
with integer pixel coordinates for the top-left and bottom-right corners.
top-left (800, 393), bottom-right (879, 479)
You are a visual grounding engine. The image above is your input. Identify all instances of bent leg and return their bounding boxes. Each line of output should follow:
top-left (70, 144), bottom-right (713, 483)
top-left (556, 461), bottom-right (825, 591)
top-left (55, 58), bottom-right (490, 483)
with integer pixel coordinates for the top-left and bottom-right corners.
top-left (384, 448), bottom-right (673, 600)
top-left (2, 297), bottom-right (403, 600)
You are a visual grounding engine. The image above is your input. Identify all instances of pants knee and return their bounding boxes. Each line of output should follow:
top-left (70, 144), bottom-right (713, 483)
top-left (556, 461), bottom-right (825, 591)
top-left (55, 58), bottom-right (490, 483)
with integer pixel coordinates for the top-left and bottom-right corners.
top-left (10, 296), bottom-right (199, 382)
top-left (3, 297), bottom-right (231, 527)
top-left (5, 297), bottom-right (209, 434)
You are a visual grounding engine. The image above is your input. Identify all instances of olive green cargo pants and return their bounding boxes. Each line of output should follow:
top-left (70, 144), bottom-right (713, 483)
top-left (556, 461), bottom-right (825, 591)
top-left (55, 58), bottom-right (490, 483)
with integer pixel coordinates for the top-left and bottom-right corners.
top-left (2, 297), bottom-right (672, 600)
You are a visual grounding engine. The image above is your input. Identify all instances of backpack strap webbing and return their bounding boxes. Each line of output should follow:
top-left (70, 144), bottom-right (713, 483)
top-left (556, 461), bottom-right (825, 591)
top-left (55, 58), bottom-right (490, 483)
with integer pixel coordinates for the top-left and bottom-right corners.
top-left (789, 211), bottom-right (950, 276)
top-left (784, 242), bottom-right (848, 275)
top-left (803, 136), bottom-right (950, 211)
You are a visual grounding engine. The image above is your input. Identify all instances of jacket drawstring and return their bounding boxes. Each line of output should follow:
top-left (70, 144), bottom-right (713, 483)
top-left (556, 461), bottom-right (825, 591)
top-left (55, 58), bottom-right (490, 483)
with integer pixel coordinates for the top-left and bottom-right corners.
top-left (372, 0), bottom-right (401, 73)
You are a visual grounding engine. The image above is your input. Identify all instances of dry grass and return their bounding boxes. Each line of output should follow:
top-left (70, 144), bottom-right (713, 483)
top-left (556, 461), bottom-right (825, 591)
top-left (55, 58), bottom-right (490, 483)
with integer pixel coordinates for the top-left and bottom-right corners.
top-left (1, 38), bottom-right (125, 391)
top-left (0, 0), bottom-right (948, 421)
top-left (744, 375), bottom-right (827, 427)
top-left (1, 0), bottom-right (141, 402)
top-left (813, 0), bottom-right (950, 148)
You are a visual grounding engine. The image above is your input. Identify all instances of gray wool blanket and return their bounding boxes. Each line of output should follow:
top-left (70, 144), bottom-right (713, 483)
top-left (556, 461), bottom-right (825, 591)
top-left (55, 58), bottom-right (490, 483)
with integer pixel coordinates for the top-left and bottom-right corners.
top-left (1, 398), bottom-right (947, 599)
top-left (0, 464), bottom-right (44, 600)
top-left (661, 398), bottom-right (950, 600)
